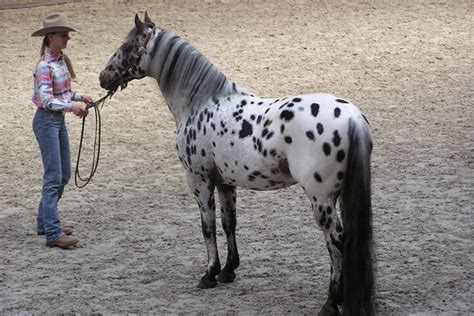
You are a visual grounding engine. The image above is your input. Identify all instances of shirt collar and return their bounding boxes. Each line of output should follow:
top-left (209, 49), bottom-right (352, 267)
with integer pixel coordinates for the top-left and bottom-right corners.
top-left (45, 48), bottom-right (64, 61)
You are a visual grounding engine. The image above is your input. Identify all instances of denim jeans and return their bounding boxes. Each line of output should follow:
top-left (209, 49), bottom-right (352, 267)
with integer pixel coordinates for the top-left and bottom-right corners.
top-left (33, 108), bottom-right (71, 242)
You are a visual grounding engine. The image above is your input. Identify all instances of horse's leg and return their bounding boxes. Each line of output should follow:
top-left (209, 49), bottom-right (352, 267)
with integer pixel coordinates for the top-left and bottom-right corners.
top-left (216, 184), bottom-right (239, 283)
top-left (189, 178), bottom-right (221, 289)
top-left (312, 197), bottom-right (344, 316)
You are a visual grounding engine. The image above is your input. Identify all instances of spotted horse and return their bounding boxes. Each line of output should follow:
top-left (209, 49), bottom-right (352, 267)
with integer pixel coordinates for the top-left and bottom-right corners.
top-left (100, 12), bottom-right (375, 316)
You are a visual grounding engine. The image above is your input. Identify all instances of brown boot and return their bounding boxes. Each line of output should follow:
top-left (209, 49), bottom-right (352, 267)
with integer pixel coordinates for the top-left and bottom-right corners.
top-left (37, 226), bottom-right (74, 236)
top-left (63, 226), bottom-right (74, 235)
top-left (47, 235), bottom-right (79, 249)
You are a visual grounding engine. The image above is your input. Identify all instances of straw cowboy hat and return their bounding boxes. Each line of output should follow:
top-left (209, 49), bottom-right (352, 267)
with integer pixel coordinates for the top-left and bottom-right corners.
top-left (31, 13), bottom-right (80, 37)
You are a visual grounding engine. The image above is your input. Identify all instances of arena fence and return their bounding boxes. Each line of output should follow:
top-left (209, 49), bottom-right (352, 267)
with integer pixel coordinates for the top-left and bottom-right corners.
top-left (0, 0), bottom-right (87, 9)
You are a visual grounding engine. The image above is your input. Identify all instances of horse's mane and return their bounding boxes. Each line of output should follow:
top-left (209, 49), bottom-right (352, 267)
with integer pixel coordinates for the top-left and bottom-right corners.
top-left (147, 29), bottom-right (247, 110)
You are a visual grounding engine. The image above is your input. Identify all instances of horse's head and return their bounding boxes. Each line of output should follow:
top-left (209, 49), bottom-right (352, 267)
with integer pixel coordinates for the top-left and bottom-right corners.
top-left (99, 12), bottom-right (155, 92)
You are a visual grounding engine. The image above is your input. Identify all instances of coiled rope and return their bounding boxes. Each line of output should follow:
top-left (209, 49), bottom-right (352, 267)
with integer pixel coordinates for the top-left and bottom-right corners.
top-left (74, 91), bottom-right (114, 188)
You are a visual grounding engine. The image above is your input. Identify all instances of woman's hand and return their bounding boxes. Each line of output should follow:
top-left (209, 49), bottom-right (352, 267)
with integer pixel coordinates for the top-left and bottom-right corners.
top-left (82, 95), bottom-right (95, 109)
top-left (72, 103), bottom-right (88, 117)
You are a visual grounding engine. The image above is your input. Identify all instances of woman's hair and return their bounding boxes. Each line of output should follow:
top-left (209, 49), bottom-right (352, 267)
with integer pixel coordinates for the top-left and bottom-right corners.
top-left (40, 35), bottom-right (76, 79)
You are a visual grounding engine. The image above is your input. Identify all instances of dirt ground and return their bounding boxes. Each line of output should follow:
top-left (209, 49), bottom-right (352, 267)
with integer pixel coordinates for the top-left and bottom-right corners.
top-left (0, 0), bottom-right (472, 314)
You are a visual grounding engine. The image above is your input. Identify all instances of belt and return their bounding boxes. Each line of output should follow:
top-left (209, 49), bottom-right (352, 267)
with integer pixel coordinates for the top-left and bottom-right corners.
top-left (38, 107), bottom-right (64, 116)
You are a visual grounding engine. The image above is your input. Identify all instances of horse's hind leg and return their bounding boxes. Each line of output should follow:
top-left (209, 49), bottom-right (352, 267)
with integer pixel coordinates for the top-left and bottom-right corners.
top-left (189, 177), bottom-right (221, 289)
top-left (216, 184), bottom-right (239, 283)
top-left (311, 197), bottom-right (344, 316)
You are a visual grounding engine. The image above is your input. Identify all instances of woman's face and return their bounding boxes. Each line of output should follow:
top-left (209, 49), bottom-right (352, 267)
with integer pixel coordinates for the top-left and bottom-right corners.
top-left (48, 32), bottom-right (70, 51)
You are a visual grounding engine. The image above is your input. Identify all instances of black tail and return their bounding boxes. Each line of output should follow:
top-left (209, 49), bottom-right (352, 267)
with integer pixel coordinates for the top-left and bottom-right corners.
top-left (341, 116), bottom-right (375, 315)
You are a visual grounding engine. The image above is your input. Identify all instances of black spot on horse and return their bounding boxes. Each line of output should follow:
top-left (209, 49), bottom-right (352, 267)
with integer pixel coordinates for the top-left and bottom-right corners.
top-left (334, 107), bottom-right (341, 118)
top-left (333, 130), bottom-right (341, 147)
top-left (280, 124), bottom-right (285, 133)
top-left (280, 110), bottom-right (294, 122)
top-left (314, 172), bottom-right (322, 183)
top-left (279, 102), bottom-right (289, 110)
top-left (319, 210), bottom-right (326, 226)
top-left (292, 97), bottom-right (302, 102)
top-left (284, 136), bottom-right (292, 144)
top-left (317, 123), bottom-right (324, 135)
top-left (337, 171), bottom-right (344, 180)
top-left (311, 103), bottom-right (320, 117)
top-left (306, 131), bottom-right (315, 141)
top-left (335, 98), bottom-right (349, 104)
top-left (239, 120), bottom-right (253, 138)
top-left (323, 143), bottom-right (331, 156)
top-left (201, 149), bottom-right (206, 157)
top-left (337, 150), bottom-right (346, 162)
top-left (266, 131), bottom-right (274, 140)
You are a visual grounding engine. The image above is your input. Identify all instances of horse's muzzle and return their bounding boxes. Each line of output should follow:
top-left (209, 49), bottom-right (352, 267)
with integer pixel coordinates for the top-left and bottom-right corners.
top-left (99, 71), bottom-right (118, 90)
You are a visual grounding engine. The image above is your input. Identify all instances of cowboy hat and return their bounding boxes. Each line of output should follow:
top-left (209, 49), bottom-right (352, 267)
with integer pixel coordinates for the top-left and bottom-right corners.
top-left (31, 13), bottom-right (80, 37)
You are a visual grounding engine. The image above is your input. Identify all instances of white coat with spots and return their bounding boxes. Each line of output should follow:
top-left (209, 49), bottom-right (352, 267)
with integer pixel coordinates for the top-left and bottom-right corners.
top-left (100, 13), bottom-right (375, 316)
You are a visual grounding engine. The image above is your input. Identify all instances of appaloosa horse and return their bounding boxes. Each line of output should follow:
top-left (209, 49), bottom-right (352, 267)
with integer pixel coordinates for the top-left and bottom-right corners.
top-left (99, 13), bottom-right (375, 315)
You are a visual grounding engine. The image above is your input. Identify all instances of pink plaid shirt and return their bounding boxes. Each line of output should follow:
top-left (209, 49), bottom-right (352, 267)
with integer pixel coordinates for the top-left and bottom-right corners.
top-left (32, 48), bottom-right (82, 111)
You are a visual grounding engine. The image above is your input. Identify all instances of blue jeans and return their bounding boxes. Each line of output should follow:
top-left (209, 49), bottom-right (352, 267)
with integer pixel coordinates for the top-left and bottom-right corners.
top-left (33, 108), bottom-right (71, 242)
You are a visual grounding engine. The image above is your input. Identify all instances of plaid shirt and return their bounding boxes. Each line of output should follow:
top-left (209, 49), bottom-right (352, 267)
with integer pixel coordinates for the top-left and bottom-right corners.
top-left (32, 48), bottom-right (82, 111)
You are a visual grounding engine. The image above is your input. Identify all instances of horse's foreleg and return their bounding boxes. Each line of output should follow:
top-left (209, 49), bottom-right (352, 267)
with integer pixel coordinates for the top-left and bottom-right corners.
top-left (216, 184), bottom-right (239, 283)
top-left (190, 179), bottom-right (221, 289)
top-left (312, 199), bottom-right (344, 316)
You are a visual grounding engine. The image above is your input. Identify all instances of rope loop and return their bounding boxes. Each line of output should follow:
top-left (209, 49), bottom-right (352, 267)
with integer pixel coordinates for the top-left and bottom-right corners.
top-left (74, 91), bottom-right (113, 188)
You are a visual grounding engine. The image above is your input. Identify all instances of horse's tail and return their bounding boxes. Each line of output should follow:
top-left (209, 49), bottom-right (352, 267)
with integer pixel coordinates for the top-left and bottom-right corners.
top-left (340, 115), bottom-right (375, 315)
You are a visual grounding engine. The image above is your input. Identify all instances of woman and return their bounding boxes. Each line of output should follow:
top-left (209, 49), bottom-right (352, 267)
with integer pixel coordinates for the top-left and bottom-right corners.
top-left (32, 13), bottom-right (93, 249)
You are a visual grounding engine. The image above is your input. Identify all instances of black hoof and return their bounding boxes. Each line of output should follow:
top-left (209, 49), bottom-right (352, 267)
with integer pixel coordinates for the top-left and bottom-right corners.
top-left (217, 267), bottom-right (236, 283)
top-left (197, 273), bottom-right (217, 289)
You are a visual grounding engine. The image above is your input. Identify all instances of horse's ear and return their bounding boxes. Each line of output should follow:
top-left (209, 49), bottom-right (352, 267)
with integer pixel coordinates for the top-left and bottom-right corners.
top-left (135, 13), bottom-right (145, 33)
top-left (144, 11), bottom-right (154, 25)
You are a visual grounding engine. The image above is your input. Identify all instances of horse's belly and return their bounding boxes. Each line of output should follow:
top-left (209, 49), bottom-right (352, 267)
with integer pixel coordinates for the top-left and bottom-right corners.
top-left (215, 152), bottom-right (296, 190)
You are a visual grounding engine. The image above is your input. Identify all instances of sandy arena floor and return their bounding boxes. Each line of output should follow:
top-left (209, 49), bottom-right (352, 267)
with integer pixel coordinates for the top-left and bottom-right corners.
top-left (0, 0), bottom-right (472, 314)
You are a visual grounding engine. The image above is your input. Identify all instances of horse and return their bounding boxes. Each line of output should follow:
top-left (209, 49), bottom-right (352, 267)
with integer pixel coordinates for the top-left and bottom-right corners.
top-left (99, 12), bottom-right (375, 316)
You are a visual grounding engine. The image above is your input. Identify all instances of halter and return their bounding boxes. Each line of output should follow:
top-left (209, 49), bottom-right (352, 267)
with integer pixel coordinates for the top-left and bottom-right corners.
top-left (111, 26), bottom-right (155, 93)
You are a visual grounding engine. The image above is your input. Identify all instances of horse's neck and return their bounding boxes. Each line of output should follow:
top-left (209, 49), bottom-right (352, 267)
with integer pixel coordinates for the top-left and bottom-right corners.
top-left (147, 30), bottom-right (247, 124)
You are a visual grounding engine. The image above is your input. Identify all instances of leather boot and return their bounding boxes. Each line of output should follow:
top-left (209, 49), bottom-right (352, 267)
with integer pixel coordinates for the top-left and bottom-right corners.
top-left (47, 235), bottom-right (79, 249)
top-left (38, 225), bottom-right (74, 236)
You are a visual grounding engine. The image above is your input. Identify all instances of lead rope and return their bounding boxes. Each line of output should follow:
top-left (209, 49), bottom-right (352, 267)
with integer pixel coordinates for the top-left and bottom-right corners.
top-left (74, 91), bottom-right (114, 188)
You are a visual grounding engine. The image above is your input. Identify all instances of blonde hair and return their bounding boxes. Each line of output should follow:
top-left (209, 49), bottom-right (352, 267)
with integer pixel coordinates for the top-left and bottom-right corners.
top-left (40, 35), bottom-right (76, 79)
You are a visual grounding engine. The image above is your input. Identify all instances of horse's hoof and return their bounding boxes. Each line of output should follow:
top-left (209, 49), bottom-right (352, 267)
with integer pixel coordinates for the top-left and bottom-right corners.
top-left (217, 268), bottom-right (236, 283)
top-left (197, 274), bottom-right (217, 289)
top-left (318, 302), bottom-right (339, 316)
